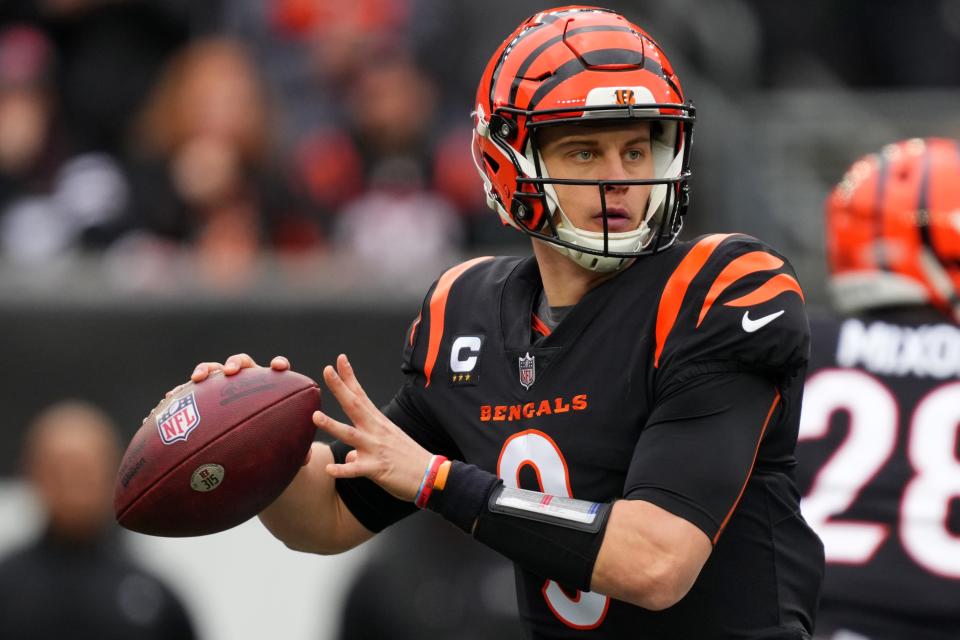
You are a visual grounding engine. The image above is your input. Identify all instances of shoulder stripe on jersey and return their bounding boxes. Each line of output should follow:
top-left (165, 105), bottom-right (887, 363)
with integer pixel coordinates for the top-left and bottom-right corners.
top-left (409, 313), bottom-right (421, 346)
top-left (654, 234), bottom-right (733, 368)
top-left (697, 251), bottom-right (784, 326)
top-left (723, 273), bottom-right (805, 307)
top-left (713, 388), bottom-right (781, 545)
top-left (531, 313), bottom-right (552, 337)
top-left (424, 257), bottom-right (494, 387)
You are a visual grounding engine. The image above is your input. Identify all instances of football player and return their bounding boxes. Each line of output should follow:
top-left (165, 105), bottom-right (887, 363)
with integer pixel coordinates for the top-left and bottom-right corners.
top-left (191, 6), bottom-right (823, 637)
top-left (797, 137), bottom-right (960, 640)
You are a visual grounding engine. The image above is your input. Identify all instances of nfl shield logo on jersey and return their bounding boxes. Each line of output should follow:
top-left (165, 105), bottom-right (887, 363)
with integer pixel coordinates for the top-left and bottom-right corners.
top-left (156, 392), bottom-right (202, 445)
top-left (519, 352), bottom-right (536, 390)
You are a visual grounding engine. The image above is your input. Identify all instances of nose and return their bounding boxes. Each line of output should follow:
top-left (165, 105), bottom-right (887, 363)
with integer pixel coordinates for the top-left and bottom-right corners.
top-left (603, 162), bottom-right (630, 193)
top-left (603, 156), bottom-right (630, 193)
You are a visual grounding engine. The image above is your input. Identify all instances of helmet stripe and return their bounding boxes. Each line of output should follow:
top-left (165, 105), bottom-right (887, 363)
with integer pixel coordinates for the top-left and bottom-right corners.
top-left (951, 140), bottom-right (960, 268)
top-left (487, 9), bottom-right (571, 108)
top-left (916, 140), bottom-right (935, 249)
top-left (508, 25), bottom-right (635, 105)
top-left (872, 152), bottom-right (891, 271)
top-left (915, 139), bottom-right (960, 269)
top-left (528, 48), bottom-right (664, 111)
top-left (916, 140), bottom-right (960, 309)
top-left (488, 21), bottom-right (551, 107)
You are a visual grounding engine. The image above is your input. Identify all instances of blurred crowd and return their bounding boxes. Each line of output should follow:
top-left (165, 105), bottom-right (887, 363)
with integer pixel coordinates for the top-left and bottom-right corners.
top-left (0, 0), bottom-right (500, 292)
top-left (1, 0), bottom-right (959, 293)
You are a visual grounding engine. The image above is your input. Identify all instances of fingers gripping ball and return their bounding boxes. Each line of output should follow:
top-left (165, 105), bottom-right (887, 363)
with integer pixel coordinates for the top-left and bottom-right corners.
top-left (114, 368), bottom-right (320, 536)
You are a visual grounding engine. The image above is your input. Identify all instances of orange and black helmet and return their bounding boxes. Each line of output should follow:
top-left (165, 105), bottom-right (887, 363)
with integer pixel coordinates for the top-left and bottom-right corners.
top-left (826, 137), bottom-right (960, 321)
top-left (471, 6), bottom-right (695, 271)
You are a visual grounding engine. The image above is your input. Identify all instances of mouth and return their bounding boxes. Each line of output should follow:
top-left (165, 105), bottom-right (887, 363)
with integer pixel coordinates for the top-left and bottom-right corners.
top-left (593, 207), bottom-right (634, 232)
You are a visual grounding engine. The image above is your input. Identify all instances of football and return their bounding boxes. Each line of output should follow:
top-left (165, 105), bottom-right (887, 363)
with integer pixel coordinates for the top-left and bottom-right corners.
top-left (114, 367), bottom-right (320, 536)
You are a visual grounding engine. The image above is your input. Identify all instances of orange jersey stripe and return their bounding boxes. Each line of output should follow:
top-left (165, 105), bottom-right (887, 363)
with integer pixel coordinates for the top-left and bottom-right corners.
top-left (531, 313), bottom-right (552, 337)
top-left (654, 234), bottom-right (733, 368)
top-left (697, 251), bottom-right (784, 327)
top-left (723, 273), bottom-right (805, 308)
top-left (424, 257), bottom-right (494, 387)
top-left (713, 389), bottom-right (781, 545)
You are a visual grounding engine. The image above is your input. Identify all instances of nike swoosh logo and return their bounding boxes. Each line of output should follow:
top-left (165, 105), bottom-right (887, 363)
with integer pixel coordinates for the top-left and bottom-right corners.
top-left (741, 309), bottom-right (785, 332)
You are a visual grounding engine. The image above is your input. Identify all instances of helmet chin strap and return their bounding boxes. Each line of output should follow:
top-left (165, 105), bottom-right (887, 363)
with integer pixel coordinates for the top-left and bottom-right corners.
top-left (550, 209), bottom-right (649, 273)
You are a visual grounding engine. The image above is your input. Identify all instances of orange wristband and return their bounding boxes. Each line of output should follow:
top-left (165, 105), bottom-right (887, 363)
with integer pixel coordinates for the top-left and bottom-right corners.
top-left (433, 460), bottom-right (452, 492)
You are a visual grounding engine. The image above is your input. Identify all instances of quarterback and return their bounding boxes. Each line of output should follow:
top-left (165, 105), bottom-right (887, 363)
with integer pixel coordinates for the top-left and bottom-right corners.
top-left (192, 6), bottom-right (824, 638)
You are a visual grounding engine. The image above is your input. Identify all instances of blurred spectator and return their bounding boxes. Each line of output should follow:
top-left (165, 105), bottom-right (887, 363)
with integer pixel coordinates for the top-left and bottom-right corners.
top-left (294, 51), bottom-right (494, 276)
top-left (0, 400), bottom-right (197, 640)
top-left (0, 23), bottom-right (128, 264)
top-left (112, 37), bottom-right (322, 289)
top-left (221, 0), bottom-right (412, 146)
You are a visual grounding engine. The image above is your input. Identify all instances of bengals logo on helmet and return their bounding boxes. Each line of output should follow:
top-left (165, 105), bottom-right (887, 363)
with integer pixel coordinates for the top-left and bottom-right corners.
top-left (614, 89), bottom-right (636, 105)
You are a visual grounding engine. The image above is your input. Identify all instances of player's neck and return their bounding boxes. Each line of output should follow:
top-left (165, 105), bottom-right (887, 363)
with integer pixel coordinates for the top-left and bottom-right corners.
top-left (532, 240), bottom-right (623, 307)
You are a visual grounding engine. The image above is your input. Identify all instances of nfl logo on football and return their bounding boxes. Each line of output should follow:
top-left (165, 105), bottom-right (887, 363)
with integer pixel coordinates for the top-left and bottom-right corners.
top-left (519, 352), bottom-right (536, 390)
top-left (156, 393), bottom-right (202, 445)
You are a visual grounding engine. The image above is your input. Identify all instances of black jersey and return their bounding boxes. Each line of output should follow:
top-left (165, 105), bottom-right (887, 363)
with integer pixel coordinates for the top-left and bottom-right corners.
top-left (796, 308), bottom-right (960, 640)
top-left (334, 234), bottom-right (823, 639)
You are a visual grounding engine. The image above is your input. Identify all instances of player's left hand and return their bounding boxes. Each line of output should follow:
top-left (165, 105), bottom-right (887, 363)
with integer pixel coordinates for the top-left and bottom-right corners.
top-left (313, 354), bottom-right (433, 502)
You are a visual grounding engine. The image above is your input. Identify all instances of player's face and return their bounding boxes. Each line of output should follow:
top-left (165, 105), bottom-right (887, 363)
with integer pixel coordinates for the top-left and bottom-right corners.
top-left (538, 122), bottom-right (655, 233)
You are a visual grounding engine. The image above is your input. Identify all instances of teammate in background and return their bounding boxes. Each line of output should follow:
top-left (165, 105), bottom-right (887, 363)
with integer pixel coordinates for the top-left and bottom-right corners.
top-left (796, 138), bottom-right (960, 640)
top-left (191, 6), bottom-right (823, 637)
top-left (0, 400), bottom-right (197, 640)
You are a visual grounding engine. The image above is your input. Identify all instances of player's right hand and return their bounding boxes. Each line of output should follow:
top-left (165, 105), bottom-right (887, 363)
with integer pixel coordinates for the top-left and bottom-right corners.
top-left (190, 353), bottom-right (291, 383)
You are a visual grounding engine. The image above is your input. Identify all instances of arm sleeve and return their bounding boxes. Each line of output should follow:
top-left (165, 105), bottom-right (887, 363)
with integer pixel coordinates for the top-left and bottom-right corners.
top-left (623, 370), bottom-right (781, 542)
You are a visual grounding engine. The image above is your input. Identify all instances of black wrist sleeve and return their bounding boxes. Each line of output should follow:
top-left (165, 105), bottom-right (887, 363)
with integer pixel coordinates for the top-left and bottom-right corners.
top-left (474, 486), bottom-right (612, 591)
top-left (427, 462), bottom-right (613, 592)
top-left (425, 461), bottom-right (499, 532)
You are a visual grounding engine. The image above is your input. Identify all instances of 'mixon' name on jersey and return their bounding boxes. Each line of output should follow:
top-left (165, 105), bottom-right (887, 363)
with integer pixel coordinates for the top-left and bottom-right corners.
top-left (333, 234), bottom-right (824, 639)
